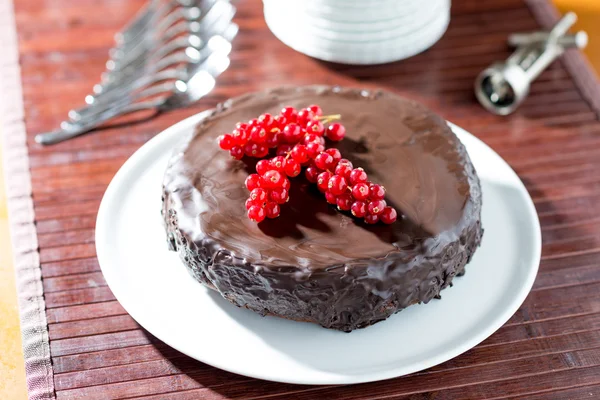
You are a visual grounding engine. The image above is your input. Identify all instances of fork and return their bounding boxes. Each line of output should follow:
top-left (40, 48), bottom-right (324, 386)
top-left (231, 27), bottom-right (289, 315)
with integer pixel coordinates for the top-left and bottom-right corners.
top-left (71, 26), bottom-right (237, 124)
top-left (96, 0), bottom-right (227, 96)
top-left (35, 0), bottom-right (236, 145)
top-left (36, 50), bottom-right (232, 145)
top-left (81, 1), bottom-right (234, 109)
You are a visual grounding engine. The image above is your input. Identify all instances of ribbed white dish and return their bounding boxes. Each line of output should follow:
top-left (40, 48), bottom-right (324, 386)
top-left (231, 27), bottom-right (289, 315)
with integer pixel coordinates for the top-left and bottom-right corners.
top-left (264, 4), bottom-right (450, 65)
top-left (263, 0), bottom-right (451, 64)
top-left (264, 0), bottom-right (448, 38)
top-left (263, 0), bottom-right (429, 24)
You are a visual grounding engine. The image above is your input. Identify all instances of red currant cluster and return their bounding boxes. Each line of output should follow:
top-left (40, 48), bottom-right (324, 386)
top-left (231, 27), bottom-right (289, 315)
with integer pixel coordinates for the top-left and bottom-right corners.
top-left (244, 167), bottom-right (290, 222)
top-left (307, 157), bottom-right (397, 225)
top-left (217, 105), bottom-right (343, 160)
top-left (218, 105), bottom-right (397, 225)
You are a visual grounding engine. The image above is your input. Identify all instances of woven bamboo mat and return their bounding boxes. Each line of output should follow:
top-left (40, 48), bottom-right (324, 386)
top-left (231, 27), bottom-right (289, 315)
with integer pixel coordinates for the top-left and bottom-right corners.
top-left (4, 0), bottom-right (600, 398)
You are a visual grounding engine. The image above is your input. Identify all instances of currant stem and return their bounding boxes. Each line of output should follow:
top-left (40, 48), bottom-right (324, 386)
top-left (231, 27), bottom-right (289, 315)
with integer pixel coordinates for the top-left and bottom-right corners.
top-left (318, 114), bottom-right (341, 124)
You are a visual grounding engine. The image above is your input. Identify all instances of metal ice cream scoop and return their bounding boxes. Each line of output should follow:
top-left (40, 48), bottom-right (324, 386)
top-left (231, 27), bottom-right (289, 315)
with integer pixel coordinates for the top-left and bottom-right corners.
top-left (475, 12), bottom-right (588, 115)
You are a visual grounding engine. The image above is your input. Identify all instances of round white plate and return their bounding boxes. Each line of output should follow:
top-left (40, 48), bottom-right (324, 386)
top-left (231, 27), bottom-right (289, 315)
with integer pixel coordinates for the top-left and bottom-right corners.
top-left (96, 113), bottom-right (541, 385)
top-left (264, 0), bottom-right (449, 41)
top-left (265, 0), bottom-right (435, 21)
top-left (263, 0), bottom-right (435, 28)
top-left (264, 7), bottom-right (449, 65)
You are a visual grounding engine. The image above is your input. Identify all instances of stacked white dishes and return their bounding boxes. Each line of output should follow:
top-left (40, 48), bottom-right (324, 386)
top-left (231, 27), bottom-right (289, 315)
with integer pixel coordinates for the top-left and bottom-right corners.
top-left (263, 0), bottom-right (451, 65)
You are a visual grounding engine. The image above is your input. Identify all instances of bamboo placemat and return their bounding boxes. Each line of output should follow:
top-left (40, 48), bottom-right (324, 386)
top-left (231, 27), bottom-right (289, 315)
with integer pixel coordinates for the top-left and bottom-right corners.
top-left (1, 0), bottom-right (53, 398)
top-left (5, 0), bottom-right (600, 398)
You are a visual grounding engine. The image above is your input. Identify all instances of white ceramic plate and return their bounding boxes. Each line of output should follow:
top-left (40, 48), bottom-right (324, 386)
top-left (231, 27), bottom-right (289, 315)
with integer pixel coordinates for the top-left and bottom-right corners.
top-left (264, 7), bottom-right (449, 65)
top-left (96, 113), bottom-right (541, 385)
top-left (264, 0), bottom-right (449, 35)
top-left (264, 0), bottom-right (436, 22)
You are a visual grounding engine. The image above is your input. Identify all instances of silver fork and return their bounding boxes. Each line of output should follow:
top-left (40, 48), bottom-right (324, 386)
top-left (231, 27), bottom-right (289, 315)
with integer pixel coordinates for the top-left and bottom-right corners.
top-left (112, 0), bottom-right (207, 53)
top-left (36, 0), bottom-right (236, 145)
top-left (36, 51), bottom-right (232, 145)
top-left (84, 0), bottom-right (234, 105)
top-left (71, 25), bottom-right (237, 123)
top-left (96, 0), bottom-right (225, 96)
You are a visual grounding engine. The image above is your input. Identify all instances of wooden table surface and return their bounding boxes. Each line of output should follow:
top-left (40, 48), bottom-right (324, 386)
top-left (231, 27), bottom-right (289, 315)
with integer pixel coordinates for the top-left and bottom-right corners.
top-left (3, 0), bottom-right (600, 398)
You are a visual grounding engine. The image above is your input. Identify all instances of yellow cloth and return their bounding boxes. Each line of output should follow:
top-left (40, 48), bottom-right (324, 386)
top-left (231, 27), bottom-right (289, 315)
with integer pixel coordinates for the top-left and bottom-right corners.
top-left (554, 0), bottom-right (600, 73)
top-left (0, 140), bottom-right (28, 400)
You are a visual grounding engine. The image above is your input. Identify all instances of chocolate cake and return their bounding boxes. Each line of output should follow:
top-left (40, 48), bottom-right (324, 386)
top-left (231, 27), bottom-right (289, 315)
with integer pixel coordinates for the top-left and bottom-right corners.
top-left (162, 86), bottom-right (483, 332)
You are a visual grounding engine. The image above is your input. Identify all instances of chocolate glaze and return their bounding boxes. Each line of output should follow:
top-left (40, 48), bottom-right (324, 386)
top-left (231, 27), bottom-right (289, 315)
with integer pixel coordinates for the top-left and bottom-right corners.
top-left (162, 86), bottom-right (483, 332)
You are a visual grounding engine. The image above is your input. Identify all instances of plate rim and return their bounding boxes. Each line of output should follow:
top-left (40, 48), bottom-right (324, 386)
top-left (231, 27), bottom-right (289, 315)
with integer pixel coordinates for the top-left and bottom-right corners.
top-left (96, 112), bottom-right (542, 385)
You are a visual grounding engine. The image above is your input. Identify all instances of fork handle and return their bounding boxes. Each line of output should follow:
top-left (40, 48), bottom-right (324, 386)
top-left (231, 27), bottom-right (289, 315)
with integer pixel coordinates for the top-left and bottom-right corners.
top-left (35, 100), bottom-right (161, 145)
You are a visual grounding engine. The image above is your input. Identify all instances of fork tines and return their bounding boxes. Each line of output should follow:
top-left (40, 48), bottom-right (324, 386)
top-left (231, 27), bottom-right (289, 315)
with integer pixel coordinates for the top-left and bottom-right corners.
top-left (36, 0), bottom-right (237, 145)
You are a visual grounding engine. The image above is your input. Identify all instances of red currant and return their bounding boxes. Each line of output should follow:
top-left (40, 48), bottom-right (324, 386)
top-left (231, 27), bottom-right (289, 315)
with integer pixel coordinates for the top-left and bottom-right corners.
top-left (326, 123), bottom-right (346, 141)
top-left (351, 201), bottom-right (367, 218)
top-left (306, 142), bottom-right (325, 159)
top-left (269, 188), bottom-right (289, 204)
top-left (232, 128), bottom-right (250, 146)
top-left (250, 126), bottom-right (268, 143)
top-left (315, 152), bottom-right (335, 171)
top-left (255, 144), bottom-right (269, 158)
top-left (283, 123), bottom-right (303, 143)
top-left (221, 108), bottom-right (392, 223)
top-left (336, 193), bottom-right (353, 211)
top-left (284, 159), bottom-right (301, 177)
top-left (266, 132), bottom-right (281, 148)
top-left (277, 144), bottom-right (293, 156)
top-left (244, 142), bottom-right (260, 157)
top-left (262, 170), bottom-right (285, 189)
top-left (256, 160), bottom-right (271, 176)
top-left (364, 214), bottom-right (379, 224)
top-left (325, 148), bottom-right (341, 164)
top-left (328, 175), bottom-right (348, 196)
top-left (317, 171), bottom-right (332, 192)
top-left (245, 198), bottom-right (261, 210)
top-left (281, 106), bottom-right (298, 122)
top-left (334, 159), bottom-right (353, 179)
top-left (303, 133), bottom-right (321, 145)
top-left (369, 184), bottom-right (386, 200)
top-left (259, 113), bottom-right (275, 129)
top-left (351, 182), bottom-right (370, 201)
top-left (230, 145), bottom-right (244, 160)
top-left (274, 115), bottom-right (287, 131)
top-left (306, 120), bottom-right (324, 136)
top-left (297, 109), bottom-right (315, 126)
top-left (245, 174), bottom-right (262, 191)
top-left (325, 191), bottom-right (337, 205)
top-left (249, 188), bottom-right (267, 203)
top-left (308, 104), bottom-right (323, 116)
top-left (270, 156), bottom-right (287, 172)
top-left (349, 168), bottom-right (368, 185)
top-left (218, 134), bottom-right (234, 150)
top-left (265, 202), bottom-right (281, 219)
top-left (248, 205), bottom-right (266, 222)
top-left (236, 122), bottom-right (249, 132)
top-left (305, 166), bottom-right (320, 183)
top-left (367, 199), bottom-right (387, 215)
top-left (380, 206), bottom-right (397, 224)
top-left (248, 118), bottom-right (262, 128)
top-left (291, 145), bottom-right (309, 164)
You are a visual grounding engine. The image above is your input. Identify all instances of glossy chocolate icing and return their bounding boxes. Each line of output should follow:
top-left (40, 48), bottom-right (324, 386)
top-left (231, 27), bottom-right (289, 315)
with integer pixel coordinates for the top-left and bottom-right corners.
top-left (163, 86), bottom-right (483, 331)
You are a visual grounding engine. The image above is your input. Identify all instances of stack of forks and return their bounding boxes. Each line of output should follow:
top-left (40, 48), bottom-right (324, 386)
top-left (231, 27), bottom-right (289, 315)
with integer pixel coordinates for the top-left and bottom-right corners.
top-left (36, 0), bottom-right (238, 145)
